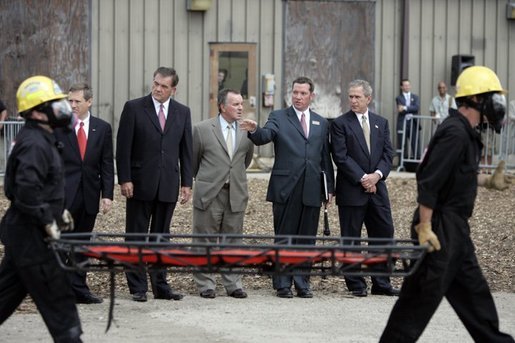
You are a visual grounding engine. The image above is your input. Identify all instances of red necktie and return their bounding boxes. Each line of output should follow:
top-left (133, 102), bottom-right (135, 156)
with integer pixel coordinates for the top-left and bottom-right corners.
top-left (300, 112), bottom-right (308, 137)
top-left (158, 104), bottom-right (166, 131)
top-left (77, 122), bottom-right (87, 160)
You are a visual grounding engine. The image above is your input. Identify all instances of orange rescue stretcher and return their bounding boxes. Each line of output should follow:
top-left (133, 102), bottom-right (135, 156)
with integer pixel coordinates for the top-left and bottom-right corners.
top-left (49, 232), bottom-right (427, 332)
top-left (50, 232), bottom-right (426, 277)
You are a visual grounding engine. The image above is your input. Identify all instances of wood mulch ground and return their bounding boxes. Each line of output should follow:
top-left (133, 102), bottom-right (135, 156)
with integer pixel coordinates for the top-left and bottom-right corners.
top-left (1, 176), bottom-right (513, 313)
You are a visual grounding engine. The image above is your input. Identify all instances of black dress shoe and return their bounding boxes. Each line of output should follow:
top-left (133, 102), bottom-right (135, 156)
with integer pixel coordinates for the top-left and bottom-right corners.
top-left (297, 289), bottom-right (313, 298)
top-left (132, 292), bottom-right (147, 302)
top-left (75, 293), bottom-right (103, 304)
top-left (371, 287), bottom-right (400, 296)
top-left (350, 289), bottom-right (368, 297)
top-left (200, 289), bottom-right (216, 299)
top-left (229, 289), bottom-right (248, 299)
top-left (276, 288), bottom-right (293, 298)
top-left (155, 290), bottom-right (184, 301)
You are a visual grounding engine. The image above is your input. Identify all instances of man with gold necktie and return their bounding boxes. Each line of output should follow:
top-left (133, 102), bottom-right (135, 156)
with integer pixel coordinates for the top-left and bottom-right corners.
top-left (330, 79), bottom-right (398, 298)
top-left (191, 89), bottom-right (254, 299)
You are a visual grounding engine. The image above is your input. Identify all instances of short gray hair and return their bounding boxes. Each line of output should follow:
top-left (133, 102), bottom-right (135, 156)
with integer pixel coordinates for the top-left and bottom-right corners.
top-left (349, 79), bottom-right (373, 97)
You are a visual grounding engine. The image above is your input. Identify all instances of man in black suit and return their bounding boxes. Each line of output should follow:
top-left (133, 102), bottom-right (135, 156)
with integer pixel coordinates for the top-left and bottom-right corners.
top-left (240, 76), bottom-right (334, 299)
top-left (396, 79), bottom-right (421, 159)
top-left (331, 79), bottom-right (398, 297)
top-left (116, 66), bottom-right (193, 302)
top-left (55, 83), bottom-right (114, 304)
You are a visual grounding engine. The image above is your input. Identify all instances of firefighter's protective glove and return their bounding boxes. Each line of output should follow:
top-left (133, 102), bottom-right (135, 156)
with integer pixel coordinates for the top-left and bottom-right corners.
top-left (414, 222), bottom-right (441, 253)
top-left (485, 160), bottom-right (509, 191)
top-left (59, 209), bottom-right (74, 232)
top-left (45, 220), bottom-right (61, 240)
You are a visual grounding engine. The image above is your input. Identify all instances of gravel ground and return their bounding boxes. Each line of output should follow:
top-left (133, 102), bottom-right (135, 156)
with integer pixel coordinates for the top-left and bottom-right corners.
top-left (1, 291), bottom-right (514, 342)
top-left (0, 171), bottom-right (514, 342)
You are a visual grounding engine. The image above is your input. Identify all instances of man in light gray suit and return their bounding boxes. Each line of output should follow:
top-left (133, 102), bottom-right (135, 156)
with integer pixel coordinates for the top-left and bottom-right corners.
top-left (192, 89), bottom-right (254, 299)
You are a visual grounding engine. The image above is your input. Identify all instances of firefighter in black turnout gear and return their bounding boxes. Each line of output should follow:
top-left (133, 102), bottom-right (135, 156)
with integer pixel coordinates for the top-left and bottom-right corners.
top-left (0, 76), bottom-right (83, 342)
top-left (381, 66), bottom-right (514, 342)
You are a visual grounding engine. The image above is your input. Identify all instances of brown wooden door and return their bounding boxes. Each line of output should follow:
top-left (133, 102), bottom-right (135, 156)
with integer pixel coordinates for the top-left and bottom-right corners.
top-left (209, 43), bottom-right (257, 117)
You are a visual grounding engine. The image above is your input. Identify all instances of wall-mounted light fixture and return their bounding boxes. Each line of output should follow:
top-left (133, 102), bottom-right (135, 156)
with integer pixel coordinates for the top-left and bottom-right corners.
top-left (507, 2), bottom-right (515, 20)
top-left (187, 0), bottom-right (212, 12)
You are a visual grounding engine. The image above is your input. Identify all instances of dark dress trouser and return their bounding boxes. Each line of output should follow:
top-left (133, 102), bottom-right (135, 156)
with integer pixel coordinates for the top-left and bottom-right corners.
top-left (380, 211), bottom-right (514, 343)
top-left (68, 186), bottom-right (98, 297)
top-left (272, 175), bottom-right (320, 291)
top-left (338, 198), bottom-right (394, 292)
top-left (124, 197), bottom-right (176, 295)
top-left (397, 115), bottom-right (421, 160)
top-left (0, 227), bottom-right (82, 342)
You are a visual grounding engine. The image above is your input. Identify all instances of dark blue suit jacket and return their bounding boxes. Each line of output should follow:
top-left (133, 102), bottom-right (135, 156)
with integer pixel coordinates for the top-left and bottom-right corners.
top-left (249, 106), bottom-right (334, 207)
top-left (396, 93), bottom-right (420, 130)
top-left (116, 94), bottom-right (193, 202)
top-left (330, 110), bottom-right (393, 207)
top-left (55, 115), bottom-right (114, 215)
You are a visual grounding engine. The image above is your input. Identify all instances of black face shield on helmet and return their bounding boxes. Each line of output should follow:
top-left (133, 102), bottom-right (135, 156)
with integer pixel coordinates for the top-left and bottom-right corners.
top-left (479, 92), bottom-right (506, 133)
top-left (35, 99), bottom-right (77, 130)
top-left (459, 92), bottom-right (507, 133)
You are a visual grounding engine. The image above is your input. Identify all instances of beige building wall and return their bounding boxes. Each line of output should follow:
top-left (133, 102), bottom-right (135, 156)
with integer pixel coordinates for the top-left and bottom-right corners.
top-left (90, 0), bottom-right (515, 149)
top-left (90, 0), bottom-right (284, 136)
top-left (375, 0), bottom-right (515, 127)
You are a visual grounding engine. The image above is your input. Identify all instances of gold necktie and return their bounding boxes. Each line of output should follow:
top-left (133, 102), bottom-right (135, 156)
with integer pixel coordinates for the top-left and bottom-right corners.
top-left (362, 115), bottom-right (370, 153)
top-left (226, 124), bottom-right (233, 160)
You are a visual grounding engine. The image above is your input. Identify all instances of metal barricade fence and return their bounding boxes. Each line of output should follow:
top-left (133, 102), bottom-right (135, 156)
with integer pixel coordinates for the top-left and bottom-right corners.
top-left (0, 121), bottom-right (25, 176)
top-left (499, 120), bottom-right (515, 170)
top-left (396, 115), bottom-right (436, 172)
top-left (396, 115), bottom-right (515, 173)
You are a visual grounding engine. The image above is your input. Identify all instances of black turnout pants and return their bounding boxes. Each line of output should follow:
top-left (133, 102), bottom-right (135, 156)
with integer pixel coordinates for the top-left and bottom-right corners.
top-left (0, 248), bottom-right (82, 342)
top-left (380, 211), bottom-right (514, 343)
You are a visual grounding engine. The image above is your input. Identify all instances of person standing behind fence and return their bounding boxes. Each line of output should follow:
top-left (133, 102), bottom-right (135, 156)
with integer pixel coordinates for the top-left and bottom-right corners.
top-left (396, 79), bottom-right (421, 159)
top-left (192, 89), bottom-right (254, 299)
top-left (380, 66), bottom-right (514, 343)
top-left (54, 83), bottom-right (114, 304)
top-left (429, 81), bottom-right (457, 125)
top-left (330, 79), bottom-right (398, 297)
top-left (240, 76), bottom-right (334, 299)
top-left (116, 66), bottom-right (193, 303)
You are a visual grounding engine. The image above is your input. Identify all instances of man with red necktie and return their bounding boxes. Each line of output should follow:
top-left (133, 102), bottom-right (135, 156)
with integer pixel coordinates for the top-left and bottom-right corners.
top-left (54, 82), bottom-right (114, 304)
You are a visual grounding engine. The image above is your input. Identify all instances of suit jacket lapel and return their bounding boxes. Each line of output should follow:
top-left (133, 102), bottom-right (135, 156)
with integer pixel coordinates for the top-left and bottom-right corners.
top-left (234, 120), bottom-right (244, 151)
top-left (212, 117), bottom-right (231, 158)
top-left (287, 106), bottom-right (307, 139)
top-left (348, 112), bottom-right (370, 156)
top-left (368, 112), bottom-right (379, 158)
top-left (85, 117), bottom-right (99, 160)
top-left (66, 128), bottom-right (81, 160)
top-left (164, 99), bottom-right (178, 133)
top-left (143, 95), bottom-right (162, 132)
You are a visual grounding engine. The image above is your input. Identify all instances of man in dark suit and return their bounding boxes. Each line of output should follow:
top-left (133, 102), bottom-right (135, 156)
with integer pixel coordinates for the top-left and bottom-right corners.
top-left (192, 89), bottom-right (254, 299)
top-left (331, 79), bottom-right (398, 297)
top-left (116, 66), bottom-right (193, 302)
top-left (55, 83), bottom-right (114, 304)
top-left (396, 79), bottom-right (421, 159)
top-left (240, 76), bottom-right (334, 299)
